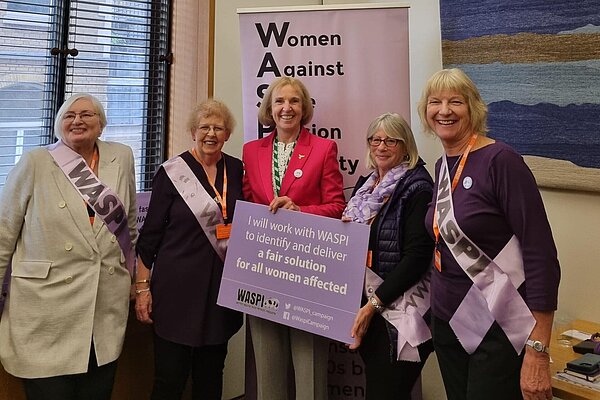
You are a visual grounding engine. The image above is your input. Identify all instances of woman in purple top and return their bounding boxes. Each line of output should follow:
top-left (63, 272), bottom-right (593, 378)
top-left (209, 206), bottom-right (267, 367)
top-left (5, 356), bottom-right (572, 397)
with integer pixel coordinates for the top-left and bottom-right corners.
top-left (135, 99), bottom-right (243, 400)
top-left (418, 68), bottom-right (560, 400)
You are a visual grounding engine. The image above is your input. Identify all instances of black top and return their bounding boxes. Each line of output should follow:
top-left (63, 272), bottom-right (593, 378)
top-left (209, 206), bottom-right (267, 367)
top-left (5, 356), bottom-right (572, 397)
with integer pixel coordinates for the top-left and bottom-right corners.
top-left (136, 151), bottom-right (243, 346)
top-left (370, 190), bottom-right (434, 304)
top-left (352, 163), bottom-right (434, 306)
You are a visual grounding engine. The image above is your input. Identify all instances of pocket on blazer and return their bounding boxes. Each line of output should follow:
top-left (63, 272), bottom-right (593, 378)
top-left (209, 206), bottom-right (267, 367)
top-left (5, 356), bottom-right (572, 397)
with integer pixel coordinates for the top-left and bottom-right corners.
top-left (11, 260), bottom-right (52, 279)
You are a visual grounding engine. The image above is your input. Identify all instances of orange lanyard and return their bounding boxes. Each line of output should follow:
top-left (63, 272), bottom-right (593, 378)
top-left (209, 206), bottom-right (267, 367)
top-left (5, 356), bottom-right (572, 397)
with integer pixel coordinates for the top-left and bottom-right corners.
top-left (192, 148), bottom-right (228, 222)
top-left (87, 146), bottom-right (99, 225)
top-left (433, 134), bottom-right (478, 271)
top-left (90, 145), bottom-right (99, 172)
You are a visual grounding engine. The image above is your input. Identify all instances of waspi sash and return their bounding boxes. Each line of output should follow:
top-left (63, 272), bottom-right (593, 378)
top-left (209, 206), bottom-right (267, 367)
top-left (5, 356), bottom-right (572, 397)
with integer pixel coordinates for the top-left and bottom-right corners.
top-left (162, 156), bottom-right (228, 261)
top-left (364, 268), bottom-right (431, 362)
top-left (47, 140), bottom-right (135, 276)
top-left (434, 154), bottom-right (536, 354)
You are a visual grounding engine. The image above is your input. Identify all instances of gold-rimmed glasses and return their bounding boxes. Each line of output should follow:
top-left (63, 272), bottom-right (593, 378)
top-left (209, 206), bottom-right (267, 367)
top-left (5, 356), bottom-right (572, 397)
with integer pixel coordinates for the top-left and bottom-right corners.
top-left (62, 111), bottom-right (98, 122)
top-left (197, 125), bottom-right (226, 134)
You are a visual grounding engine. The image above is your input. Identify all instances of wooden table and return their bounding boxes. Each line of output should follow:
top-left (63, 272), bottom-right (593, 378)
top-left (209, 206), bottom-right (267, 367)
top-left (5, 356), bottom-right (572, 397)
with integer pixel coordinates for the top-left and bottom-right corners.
top-left (550, 319), bottom-right (600, 400)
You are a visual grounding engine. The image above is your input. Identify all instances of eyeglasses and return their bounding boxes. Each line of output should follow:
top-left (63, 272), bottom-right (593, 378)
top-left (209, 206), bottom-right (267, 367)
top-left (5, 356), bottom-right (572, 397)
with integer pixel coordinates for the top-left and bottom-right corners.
top-left (62, 111), bottom-right (98, 122)
top-left (197, 125), bottom-right (226, 134)
top-left (368, 137), bottom-right (401, 147)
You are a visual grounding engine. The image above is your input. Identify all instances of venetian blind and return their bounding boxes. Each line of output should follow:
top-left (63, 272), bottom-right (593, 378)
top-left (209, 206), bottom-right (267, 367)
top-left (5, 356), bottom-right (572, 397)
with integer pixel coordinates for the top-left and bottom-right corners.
top-left (0, 0), bottom-right (171, 190)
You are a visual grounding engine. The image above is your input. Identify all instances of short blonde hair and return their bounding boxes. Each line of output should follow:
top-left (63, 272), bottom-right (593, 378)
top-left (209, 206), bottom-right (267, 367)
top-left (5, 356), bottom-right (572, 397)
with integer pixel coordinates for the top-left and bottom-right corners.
top-left (54, 93), bottom-right (107, 140)
top-left (257, 77), bottom-right (313, 127)
top-left (417, 68), bottom-right (488, 136)
top-left (365, 113), bottom-right (420, 170)
top-left (187, 98), bottom-right (236, 135)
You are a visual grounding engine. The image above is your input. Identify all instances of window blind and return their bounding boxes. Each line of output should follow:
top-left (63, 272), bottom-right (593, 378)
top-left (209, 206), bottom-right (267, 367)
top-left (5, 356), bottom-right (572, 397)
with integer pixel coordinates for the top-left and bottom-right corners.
top-left (0, 0), bottom-right (170, 190)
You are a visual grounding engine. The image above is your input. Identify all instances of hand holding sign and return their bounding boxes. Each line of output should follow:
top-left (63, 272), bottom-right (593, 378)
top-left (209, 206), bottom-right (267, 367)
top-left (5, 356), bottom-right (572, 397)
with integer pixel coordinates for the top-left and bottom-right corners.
top-left (217, 201), bottom-right (369, 343)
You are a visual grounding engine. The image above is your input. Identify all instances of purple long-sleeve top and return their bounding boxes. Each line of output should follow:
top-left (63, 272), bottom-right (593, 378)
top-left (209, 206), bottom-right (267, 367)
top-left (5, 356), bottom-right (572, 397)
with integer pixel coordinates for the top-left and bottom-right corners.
top-left (425, 141), bottom-right (560, 322)
top-left (136, 152), bottom-right (243, 346)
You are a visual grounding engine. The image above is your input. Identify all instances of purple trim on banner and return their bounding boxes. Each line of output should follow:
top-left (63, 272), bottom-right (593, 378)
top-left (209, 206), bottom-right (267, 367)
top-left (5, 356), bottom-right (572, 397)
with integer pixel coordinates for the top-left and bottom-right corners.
top-left (47, 140), bottom-right (134, 276)
top-left (436, 155), bottom-right (535, 354)
top-left (162, 156), bottom-right (227, 262)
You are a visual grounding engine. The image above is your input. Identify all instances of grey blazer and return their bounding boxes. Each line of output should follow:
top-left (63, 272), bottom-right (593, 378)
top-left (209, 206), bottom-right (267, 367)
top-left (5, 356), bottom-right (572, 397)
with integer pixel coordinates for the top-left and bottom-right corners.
top-left (0, 139), bottom-right (137, 379)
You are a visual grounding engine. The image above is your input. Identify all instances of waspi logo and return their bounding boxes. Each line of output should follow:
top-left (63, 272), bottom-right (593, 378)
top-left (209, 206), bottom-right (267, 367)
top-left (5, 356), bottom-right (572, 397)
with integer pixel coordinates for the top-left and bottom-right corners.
top-left (236, 288), bottom-right (279, 314)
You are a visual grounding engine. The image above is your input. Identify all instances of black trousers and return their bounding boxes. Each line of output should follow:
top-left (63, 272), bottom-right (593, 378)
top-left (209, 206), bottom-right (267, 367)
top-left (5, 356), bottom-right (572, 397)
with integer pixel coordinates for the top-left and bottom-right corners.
top-left (151, 333), bottom-right (228, 400)
top-left (432, 316), bottom-right (524, 400)
top-left (22, 344), bottom-right (117, 400)
top-left (358, 314), bottom-right (433, 400)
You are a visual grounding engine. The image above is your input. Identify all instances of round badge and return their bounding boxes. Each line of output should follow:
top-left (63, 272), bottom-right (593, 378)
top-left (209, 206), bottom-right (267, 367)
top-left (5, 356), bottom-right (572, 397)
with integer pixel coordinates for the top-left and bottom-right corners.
top-left (293, 169), bottom-right (303, 178)
top-left (462, 176), bottom-right (473, 189)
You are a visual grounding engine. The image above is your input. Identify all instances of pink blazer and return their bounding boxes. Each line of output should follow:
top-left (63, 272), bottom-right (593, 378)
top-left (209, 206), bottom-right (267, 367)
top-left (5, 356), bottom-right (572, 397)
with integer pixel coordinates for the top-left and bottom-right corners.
top-left (242, 128), bottom-right (345, 218)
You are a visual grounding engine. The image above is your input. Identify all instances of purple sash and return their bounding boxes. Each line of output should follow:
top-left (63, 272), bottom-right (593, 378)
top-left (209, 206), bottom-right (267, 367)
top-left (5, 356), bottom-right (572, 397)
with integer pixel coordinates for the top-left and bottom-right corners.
top-left (435, 154), bottom-right (535, 354)
top-left (162, 156), bottom-right (227, 261)
top-left (47, 140), bottom-right (135, 276)
top-left (365, 268), bottom-right (431, 362)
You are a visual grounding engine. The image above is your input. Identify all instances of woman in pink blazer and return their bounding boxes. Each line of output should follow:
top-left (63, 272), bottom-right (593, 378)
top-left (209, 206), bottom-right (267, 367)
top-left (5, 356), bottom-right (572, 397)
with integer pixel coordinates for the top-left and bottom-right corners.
top-left (242, 77), bottom-right (345, 400)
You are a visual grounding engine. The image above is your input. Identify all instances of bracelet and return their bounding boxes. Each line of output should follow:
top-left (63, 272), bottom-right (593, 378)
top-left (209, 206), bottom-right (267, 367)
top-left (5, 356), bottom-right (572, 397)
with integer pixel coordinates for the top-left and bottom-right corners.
top-left (135, 279), bottom-right (150, 284)
top-left (135, 288), bottom-right (150, 295)
top-left (368, 295), bottom-right (384, 313)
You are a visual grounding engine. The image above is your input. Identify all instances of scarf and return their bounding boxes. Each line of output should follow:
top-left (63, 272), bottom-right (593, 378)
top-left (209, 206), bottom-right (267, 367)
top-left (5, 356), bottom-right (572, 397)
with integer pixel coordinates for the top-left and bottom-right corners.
top-left (343, 163), bottom-right (409, 223)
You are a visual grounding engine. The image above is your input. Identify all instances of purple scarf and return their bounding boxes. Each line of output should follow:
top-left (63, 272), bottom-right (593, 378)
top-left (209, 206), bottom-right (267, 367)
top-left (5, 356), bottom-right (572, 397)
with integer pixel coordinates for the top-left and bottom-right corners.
top-left (343, 163), bottom-right (408, 223)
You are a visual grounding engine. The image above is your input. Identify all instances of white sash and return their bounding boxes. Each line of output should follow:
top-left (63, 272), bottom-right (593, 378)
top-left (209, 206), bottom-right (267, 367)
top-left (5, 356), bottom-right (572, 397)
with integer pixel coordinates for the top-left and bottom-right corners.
top-left (47, 140), bottom-right (134, 276)
top-left (364, 268), bottom-right (431, 362)
top-left (162, 156), bottom-right (228, 261)
top-left (435, 154), bottom-right (536, 354)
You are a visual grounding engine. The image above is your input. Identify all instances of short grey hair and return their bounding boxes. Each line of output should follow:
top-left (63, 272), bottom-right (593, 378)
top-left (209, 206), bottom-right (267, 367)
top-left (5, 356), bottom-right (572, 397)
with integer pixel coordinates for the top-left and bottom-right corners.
top-left (365, 112), bottom-right (420, 170)
top-left (54, 93), bottom-right (107, 140)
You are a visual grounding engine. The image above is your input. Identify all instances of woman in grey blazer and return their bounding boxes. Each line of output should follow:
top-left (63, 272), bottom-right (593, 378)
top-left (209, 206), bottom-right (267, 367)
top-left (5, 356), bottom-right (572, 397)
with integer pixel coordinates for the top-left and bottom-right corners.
top-left (0, 93), bottom-right (138, 400)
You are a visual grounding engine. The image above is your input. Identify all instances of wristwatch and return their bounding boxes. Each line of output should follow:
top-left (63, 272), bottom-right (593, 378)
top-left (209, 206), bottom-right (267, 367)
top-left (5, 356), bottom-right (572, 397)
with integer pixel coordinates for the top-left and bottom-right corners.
top-left (526, 339), bottom-right (549, 354)
top-left (368, 296), bottom-right (384, 313)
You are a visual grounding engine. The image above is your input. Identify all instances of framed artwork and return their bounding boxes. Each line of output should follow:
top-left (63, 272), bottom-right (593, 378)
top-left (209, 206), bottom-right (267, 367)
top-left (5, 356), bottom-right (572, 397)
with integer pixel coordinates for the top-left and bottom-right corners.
top-left (440, 0), bottom-right (600, 192)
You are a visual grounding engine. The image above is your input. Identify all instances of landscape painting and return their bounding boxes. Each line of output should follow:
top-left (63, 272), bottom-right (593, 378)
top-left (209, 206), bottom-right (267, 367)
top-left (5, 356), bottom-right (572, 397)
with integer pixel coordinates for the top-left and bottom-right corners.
top-left (440, 0), bottom-right (600, 191)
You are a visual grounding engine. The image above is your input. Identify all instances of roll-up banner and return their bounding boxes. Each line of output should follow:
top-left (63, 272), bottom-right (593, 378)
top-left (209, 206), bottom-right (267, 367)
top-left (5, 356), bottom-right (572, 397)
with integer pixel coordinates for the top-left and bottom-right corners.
top-left (238, 5), bottom-right (419, 399)
top-left (239, 3), bottom-right (410, 197)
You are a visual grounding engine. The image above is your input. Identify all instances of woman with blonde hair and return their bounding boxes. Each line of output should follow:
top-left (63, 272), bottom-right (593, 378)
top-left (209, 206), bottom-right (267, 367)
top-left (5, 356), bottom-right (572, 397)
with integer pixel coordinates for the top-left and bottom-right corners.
top-left (419, 68), bottom-right (560, 400)
top-left (242, 76), bottom-right (345, 399)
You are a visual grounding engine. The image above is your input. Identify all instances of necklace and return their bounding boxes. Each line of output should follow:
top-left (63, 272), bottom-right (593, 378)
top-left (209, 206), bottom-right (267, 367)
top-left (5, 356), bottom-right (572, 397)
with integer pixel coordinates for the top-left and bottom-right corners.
top-left (448, 154), bottom-right (463, 177)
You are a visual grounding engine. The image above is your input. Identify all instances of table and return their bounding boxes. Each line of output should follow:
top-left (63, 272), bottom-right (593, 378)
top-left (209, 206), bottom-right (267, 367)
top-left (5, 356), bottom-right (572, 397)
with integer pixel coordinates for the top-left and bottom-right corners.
top-left (550, 319), bottom-right (600, 400)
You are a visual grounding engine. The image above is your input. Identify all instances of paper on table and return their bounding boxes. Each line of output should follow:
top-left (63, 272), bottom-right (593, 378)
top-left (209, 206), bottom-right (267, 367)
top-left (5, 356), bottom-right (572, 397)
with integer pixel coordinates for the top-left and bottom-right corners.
top-left (562, 329), bottom-right (593, 341)
top-left (555, 372), bottom-right (600, 392)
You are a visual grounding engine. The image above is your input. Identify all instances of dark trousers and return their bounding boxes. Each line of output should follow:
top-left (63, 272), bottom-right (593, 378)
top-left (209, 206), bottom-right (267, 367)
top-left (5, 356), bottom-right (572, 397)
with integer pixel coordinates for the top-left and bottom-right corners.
top-left (358, 314), bottom-right (433, 400)
top-left (22, 344), bottom-right (117, 400)
top-left (432, 316), bottom-right (524, 400)
top-left (151, 333), bottom-right (228, 400)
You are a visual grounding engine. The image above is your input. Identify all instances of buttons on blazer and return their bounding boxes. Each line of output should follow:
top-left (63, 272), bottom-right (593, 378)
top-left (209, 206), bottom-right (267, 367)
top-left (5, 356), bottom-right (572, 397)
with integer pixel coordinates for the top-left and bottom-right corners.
top-left (110, 235), bottom-right (117, 243)
top-left (64, 242), bottom-right (73, 251)
top-left (58, 200), bottom-right (66, 208)
top-left (64, 276), bottom-right (73, 284)
top-left (108, 266), bottom-right (115, 275)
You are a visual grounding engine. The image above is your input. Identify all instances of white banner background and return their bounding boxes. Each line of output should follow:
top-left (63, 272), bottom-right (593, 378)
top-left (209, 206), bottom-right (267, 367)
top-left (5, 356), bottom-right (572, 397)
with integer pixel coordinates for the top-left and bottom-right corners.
top-left (239, 5), bottom-right (410, 197)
